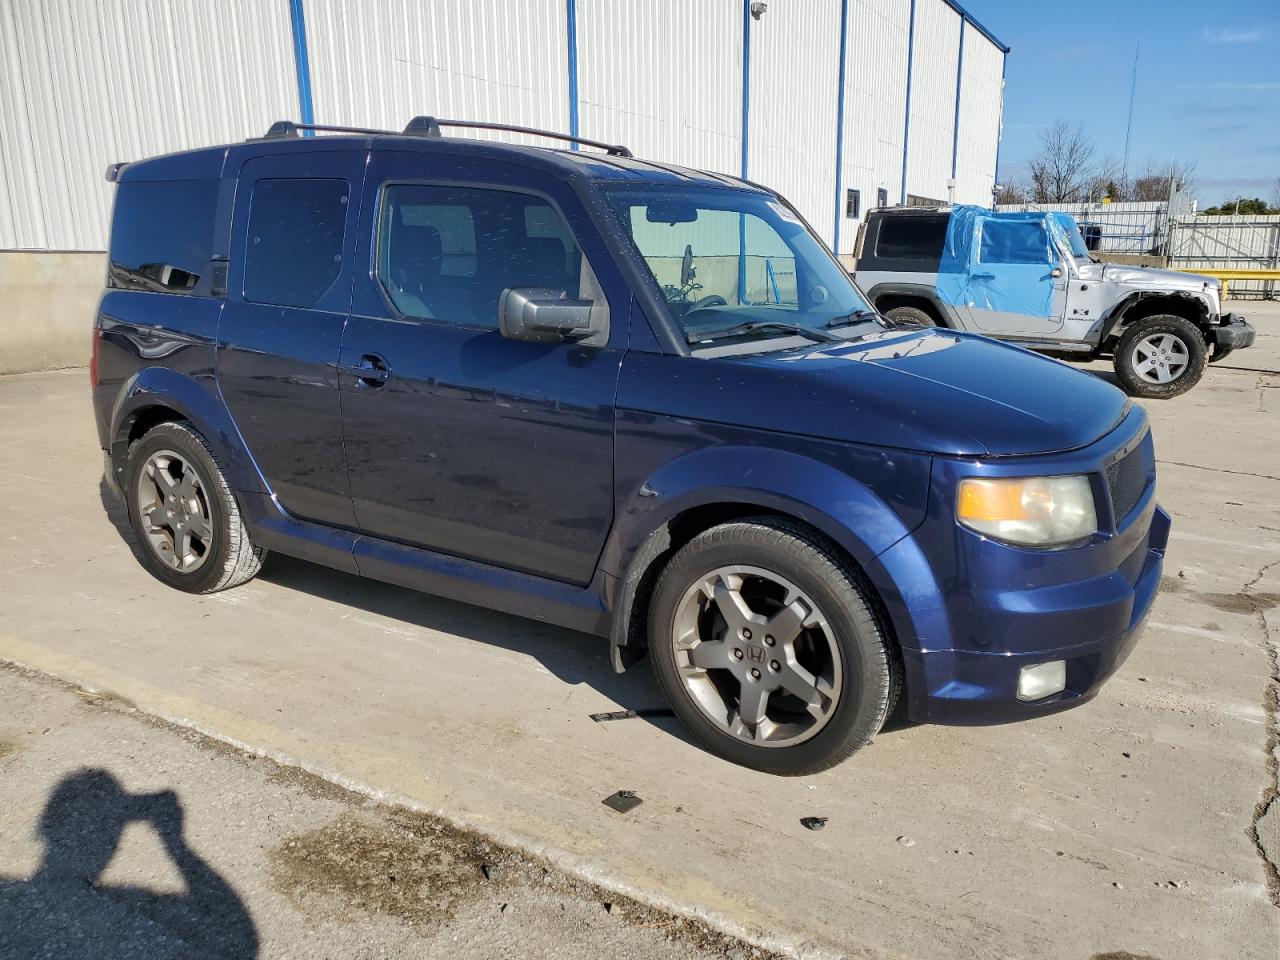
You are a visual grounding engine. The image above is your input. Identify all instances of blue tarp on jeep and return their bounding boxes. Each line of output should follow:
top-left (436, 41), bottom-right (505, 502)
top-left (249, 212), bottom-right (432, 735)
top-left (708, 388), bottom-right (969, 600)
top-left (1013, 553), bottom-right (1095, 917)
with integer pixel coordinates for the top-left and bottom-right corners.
top-left (936, 205), bottom-right (1065, 318)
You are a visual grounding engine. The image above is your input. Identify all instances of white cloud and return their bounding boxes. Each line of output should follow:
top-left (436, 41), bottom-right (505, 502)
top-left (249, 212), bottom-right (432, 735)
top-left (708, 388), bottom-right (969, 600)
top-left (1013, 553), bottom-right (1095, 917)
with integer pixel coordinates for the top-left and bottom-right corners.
top-left (1202, 26), bottom-right (1268, 44)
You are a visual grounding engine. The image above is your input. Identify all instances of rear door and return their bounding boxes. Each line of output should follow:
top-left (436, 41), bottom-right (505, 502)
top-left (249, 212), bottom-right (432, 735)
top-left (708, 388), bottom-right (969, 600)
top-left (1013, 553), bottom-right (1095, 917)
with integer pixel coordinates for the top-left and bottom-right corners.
top-left (217, 149), bottom-right (365, 528)
top-left (338, 149), bottom-right (629, 586)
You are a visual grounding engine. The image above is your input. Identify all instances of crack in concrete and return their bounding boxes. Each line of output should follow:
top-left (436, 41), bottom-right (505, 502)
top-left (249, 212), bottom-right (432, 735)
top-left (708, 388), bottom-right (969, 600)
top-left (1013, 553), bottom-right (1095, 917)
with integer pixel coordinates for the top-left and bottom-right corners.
top-left (1243, 557), bottom-right (1280, 908)
top-left (1155, 459), bottom-right (1280, 484)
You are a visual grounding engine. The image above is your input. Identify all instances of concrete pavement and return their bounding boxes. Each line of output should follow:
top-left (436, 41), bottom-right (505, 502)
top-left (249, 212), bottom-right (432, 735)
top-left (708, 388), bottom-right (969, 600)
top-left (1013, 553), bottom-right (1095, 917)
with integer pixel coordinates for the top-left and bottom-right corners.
top-left (1, 304), bottom-right (1279, 958)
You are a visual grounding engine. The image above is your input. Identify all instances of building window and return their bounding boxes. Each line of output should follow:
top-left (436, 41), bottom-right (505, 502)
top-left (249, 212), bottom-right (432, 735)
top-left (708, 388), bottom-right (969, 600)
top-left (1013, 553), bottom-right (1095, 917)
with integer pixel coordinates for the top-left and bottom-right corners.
top-left (876, 187), bottom-right (889, 209)
top-left (243, 179), bottom-right (349, 308)
top-left (845, 189), bottom-right (860, 219)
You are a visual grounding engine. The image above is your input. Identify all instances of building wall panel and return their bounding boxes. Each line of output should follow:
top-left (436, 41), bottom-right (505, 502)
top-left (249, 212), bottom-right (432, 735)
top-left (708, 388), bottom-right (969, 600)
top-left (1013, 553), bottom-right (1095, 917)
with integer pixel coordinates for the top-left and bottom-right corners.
top-left (304, 0), bottom-right (569, 147)
top-left (836, 0), bottom-right (911, 254)
top-left (955, 30), bottom-right (1003, 205)
top-left (747, 0), bottom-right (842, 246)
top-left (0, 0), bottom-right (297, 250)
top-left (576, 0), bottom-right (740, 176)
top-left (904, 0), bottom-right (961, 205)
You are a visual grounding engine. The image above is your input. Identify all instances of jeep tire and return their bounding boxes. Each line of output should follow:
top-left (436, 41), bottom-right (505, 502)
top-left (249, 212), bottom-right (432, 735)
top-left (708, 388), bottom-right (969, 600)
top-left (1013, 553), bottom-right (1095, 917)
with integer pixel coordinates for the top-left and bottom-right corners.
top-left (648, 518), bottom-right (897, 775)
top-left (883, 304), bottom-right (937, 328)
top-left (1113, 314), bottom-right (1208, 399)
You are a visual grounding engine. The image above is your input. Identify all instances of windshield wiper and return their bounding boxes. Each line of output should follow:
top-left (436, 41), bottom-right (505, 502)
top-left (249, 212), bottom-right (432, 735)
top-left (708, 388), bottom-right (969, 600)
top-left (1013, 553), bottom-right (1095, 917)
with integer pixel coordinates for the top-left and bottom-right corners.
top-left (824, 309), bottom-right (883, 329)
top-left (687, 320), bottom-right (841, 345)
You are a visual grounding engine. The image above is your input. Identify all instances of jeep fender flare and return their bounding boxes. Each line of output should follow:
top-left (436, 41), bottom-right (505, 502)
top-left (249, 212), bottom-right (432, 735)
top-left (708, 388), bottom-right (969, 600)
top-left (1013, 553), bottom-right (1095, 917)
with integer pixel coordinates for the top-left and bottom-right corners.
top-left (107, 366), bottom-right (267, 498)
top-left (1096, 290), bottom-right (1213, 345)
top-left (863, 282), bottom-right (965, 328)
top-left (601, 444), bottom-right (928, 670)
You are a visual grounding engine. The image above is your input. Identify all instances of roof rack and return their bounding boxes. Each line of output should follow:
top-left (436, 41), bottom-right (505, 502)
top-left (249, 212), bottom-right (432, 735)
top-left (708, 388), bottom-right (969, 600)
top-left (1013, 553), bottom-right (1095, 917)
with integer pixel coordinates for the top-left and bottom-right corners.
top-left (261, 117), bottom-right (633, 158)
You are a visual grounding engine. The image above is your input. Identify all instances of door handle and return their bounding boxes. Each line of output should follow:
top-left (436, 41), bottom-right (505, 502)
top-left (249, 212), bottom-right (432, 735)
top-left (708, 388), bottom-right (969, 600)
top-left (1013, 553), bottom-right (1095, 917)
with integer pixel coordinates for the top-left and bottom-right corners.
top-left (340, 353), bottom-right (391, 388)
top-left (970, 272), bottom-right (996, 280)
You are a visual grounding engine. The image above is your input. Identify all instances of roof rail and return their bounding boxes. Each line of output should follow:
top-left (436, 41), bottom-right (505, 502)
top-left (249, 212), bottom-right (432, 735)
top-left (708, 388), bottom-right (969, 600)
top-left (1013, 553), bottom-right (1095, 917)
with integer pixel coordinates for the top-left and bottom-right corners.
top-left (261, 117), bottom-right (633, 158)
top-left (403, 117), bottom-right (633, 157)
top-left (262, 120), bottom-right (396, 139)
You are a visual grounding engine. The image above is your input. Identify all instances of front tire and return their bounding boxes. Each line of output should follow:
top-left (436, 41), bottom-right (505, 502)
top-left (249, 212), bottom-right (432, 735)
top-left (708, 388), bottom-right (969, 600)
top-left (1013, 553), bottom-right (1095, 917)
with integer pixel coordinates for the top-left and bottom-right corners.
top-left (125, 422), bottom-right (266, 594)
top-left (648, 518), bottom-right (896, 775)
top-left (883, 304), bottom-right (937, 328)
top-left (1113, 315), bottom-right (1207, 399)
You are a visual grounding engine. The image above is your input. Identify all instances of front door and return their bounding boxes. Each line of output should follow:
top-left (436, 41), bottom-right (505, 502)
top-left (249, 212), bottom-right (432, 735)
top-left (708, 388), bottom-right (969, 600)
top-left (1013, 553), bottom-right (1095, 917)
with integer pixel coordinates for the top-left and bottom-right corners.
top-left (964, 216), bottom-right (1067, 336)
top-left (217, 149), bottom-right (365, 528)
top-left (339, 150), bottom-right (628, 586)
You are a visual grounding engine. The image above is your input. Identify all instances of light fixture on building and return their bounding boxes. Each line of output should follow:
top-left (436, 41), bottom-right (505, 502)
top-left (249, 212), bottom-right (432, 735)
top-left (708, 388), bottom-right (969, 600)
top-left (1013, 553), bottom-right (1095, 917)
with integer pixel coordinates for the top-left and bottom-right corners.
top-left (750, 2), bottom-right (767, 20)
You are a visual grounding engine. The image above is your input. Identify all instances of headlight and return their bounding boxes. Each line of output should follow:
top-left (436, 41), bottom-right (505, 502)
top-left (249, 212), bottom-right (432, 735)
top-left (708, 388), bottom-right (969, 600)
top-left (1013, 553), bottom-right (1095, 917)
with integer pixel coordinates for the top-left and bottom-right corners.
top-left (956, 475), bottom-right (1097, 547)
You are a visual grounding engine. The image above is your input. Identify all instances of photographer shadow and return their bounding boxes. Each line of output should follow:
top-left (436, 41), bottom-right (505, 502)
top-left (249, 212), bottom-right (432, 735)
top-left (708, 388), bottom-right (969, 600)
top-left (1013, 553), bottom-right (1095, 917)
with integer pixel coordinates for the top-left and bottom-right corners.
top-left (0, 769), bottom-right (257, 959)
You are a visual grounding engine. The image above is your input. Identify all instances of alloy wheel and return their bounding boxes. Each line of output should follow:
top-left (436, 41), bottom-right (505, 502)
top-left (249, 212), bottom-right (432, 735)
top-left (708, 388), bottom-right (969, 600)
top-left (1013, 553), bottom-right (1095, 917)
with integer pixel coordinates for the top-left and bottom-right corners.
top-left (670, 565), bottom-right (842, 747)
top-left (135, 449), bottom-right (213, 572)
top-left (1131, 333), bottom-right (1189, 384)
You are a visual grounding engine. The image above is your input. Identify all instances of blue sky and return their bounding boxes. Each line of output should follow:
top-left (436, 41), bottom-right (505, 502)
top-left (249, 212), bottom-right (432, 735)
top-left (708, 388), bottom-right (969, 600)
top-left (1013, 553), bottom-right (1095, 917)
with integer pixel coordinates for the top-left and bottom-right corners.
top-left (964, 0), bottom-right (1279, 205)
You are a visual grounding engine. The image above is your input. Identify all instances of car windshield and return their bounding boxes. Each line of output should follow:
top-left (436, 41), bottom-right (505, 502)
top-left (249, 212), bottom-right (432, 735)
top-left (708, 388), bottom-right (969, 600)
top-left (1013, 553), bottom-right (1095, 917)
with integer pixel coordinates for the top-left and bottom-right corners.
top-left (603, 185), bottom-right (876, 344)
top-left (1053, 214), bottom-right (1094, 260)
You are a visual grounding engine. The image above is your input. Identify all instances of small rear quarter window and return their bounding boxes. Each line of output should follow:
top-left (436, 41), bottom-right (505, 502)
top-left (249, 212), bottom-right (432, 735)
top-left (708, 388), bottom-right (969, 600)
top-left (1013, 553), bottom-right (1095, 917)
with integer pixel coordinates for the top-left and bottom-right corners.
top-left (243, 178), bottom-right (350, 308)
top-left (108, 179), bottom-right (219, 294)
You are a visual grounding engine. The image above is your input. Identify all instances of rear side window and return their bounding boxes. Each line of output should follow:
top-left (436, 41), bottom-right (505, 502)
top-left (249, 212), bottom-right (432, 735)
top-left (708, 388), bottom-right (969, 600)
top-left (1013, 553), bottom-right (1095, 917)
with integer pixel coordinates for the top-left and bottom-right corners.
top-left (874, 216), bottom-right (947, 260)
top-left (108, 179), bottom-right (219, 294)
top-left (243, 179), bottom-right (349, 308)
top-left (377, 184), bottom-right (583, 328)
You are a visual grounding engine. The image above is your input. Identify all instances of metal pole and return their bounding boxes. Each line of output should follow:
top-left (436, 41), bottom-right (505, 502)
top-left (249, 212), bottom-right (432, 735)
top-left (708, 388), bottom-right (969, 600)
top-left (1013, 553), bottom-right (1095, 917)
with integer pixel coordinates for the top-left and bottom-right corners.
top-left (1122, 43), bottom-right (1139, 186)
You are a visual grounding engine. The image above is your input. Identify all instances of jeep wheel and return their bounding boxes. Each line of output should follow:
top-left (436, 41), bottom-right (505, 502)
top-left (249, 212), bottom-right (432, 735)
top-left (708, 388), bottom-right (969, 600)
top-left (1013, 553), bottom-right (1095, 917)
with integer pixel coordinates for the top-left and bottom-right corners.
top-left (125, 422), bottom-right (266, 593)
top-left (1113, 315), bottom-right (1207, 399)
top-left (648, 518), bottom-right (896, 775)
top-left (883, 305), bottom-right (936, 327)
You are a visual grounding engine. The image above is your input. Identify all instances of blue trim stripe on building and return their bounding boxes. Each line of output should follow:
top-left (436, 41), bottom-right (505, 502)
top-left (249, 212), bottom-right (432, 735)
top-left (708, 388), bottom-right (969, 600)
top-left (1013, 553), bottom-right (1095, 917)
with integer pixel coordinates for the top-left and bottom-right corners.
top-left (950, 16), bottom-right (965, 180)
top-left (287, 0), bottom-right (315, 135)
top-left (941, 0), bottom-right (1009, 53)
top-left (899, 0), bottom-right (917, 204)
top-left (832, 0), bottom-right (850, 254)
top-left (740, 0), bottom-right (752, 179)
top-left (565, 0), bottom-right (580, 148)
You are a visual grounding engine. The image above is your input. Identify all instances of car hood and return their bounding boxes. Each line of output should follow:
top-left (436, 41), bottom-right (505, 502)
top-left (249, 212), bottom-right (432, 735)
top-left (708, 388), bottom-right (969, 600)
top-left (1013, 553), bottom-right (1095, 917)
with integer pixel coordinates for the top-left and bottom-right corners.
top-left (651, 328), bottom-right (1129, 457)
top-left (1079, 261), bottom-right (1216, 293)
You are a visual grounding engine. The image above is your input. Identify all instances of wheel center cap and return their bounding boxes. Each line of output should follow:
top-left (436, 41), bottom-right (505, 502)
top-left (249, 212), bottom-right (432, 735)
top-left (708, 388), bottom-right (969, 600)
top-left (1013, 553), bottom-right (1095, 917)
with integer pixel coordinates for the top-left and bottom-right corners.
top-left (744, 644), bottom-right (767, 665)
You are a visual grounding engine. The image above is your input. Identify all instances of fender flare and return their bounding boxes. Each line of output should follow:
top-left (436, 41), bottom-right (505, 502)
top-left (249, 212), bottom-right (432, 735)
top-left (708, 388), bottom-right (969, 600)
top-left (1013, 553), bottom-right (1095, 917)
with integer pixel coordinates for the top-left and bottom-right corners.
top-left (106, 366), bottom-right (266, 497)
top-left (863, 281), bottom-right (964, 328)
top-left (602, 444), bottom-right (929, 670)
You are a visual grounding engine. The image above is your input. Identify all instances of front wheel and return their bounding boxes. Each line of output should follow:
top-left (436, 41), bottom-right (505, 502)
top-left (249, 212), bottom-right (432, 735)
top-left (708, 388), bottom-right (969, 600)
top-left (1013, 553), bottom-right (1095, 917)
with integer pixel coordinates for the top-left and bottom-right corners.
top-left (883, 304), bottom-right (937, 328)
top-left (1113, 315), bottom-right (1208, 399)
top-left (648, 518), bottom-right (896, 775)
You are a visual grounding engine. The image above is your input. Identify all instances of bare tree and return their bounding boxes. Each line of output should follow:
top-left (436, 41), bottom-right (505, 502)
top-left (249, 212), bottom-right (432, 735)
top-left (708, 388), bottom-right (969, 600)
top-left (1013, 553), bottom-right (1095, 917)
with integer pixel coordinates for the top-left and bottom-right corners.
top-left (1028, 121), bottom-right (1096, 203)
top-left (994, 182), bottom-right (1026, 205)
top-left (1130, 161), bottom-right (1197, 202)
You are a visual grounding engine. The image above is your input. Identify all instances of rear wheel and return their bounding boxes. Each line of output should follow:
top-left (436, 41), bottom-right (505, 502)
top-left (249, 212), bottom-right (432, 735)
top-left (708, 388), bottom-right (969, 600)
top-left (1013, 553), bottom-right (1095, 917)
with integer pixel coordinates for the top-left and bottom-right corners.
top-left (1113, 315), bottom-right (1207, 399)
top-left (883, 304), bottom-right (936, 328)
top-left (125, 422), bottom-right (265, 593)
top-left (648, 518), bottom-right (896, 775)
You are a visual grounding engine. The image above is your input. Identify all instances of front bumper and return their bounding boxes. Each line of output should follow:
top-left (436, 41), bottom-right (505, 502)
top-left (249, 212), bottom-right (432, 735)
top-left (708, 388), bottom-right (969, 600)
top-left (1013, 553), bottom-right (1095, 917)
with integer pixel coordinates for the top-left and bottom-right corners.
top-left (1209, 313), bottom-right (1255, 362)
top-left (900, 504), bottom-right (1170, 724)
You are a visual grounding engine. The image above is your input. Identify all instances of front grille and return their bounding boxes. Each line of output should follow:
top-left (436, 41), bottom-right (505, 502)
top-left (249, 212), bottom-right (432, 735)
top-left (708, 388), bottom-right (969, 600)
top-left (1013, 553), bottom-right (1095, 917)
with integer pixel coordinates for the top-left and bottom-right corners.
top-left (1106, 445), bottom-right (1148, 523)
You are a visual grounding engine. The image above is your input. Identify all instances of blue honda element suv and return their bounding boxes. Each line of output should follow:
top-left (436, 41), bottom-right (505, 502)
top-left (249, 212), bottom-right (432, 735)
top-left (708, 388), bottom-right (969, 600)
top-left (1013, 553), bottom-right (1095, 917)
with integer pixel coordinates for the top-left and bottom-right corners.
top-left (92, 118), bottom-right (1169, 774)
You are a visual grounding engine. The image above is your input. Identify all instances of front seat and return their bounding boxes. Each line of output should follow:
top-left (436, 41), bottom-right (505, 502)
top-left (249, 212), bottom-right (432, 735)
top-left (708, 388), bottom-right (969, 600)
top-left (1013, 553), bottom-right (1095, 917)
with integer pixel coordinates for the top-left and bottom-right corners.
top-left (387, 222), bottom-right (443, 318)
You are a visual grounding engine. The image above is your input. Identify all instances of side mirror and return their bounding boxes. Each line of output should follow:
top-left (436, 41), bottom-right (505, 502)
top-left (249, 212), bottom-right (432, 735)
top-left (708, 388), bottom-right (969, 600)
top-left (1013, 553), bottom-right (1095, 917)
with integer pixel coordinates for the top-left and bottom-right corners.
top-left (499, 287), bottom-right (599, 344)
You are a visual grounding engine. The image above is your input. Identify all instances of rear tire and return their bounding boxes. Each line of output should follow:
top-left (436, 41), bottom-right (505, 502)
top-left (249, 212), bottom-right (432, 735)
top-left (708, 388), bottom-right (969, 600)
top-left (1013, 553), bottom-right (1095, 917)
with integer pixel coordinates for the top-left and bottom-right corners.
top-left (124, 422), bottom-right (265, 594)
top-left (883, 304), bottom-right (937, 328)
top-left (1113, 315), bottom-right (1207, 399)
top-left (648, 518), bottom-right (896, 775)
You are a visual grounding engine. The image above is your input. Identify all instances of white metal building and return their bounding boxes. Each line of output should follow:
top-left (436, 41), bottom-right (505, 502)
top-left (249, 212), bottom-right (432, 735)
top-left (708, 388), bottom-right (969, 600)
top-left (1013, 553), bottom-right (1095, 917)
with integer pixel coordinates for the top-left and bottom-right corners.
top-left (0, 0), bottom-right (1007, 258)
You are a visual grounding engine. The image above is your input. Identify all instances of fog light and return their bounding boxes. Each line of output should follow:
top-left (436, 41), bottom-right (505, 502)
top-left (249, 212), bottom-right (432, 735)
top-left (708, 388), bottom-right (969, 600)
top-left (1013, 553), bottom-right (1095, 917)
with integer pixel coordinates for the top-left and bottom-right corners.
top-left (1017, 661), bottom-right (1066, 701)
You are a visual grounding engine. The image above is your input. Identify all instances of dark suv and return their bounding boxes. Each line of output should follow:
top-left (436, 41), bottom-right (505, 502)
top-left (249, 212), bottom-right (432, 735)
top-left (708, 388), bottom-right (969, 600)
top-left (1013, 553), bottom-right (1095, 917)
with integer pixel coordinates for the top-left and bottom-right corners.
top-left (92, 118), bottom-right (1169, 774)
